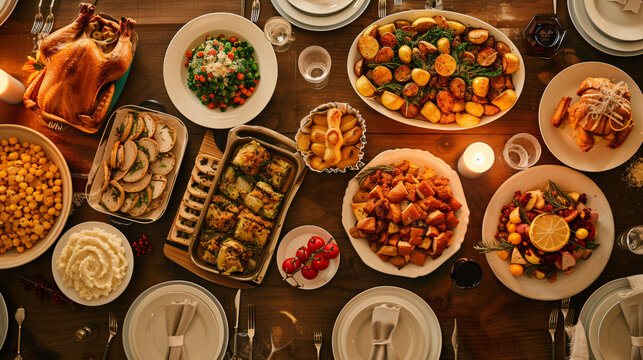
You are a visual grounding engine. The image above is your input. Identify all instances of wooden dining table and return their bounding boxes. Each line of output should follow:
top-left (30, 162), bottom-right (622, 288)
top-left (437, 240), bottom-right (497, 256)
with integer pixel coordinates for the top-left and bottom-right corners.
top-left (0, 0), bottom-right (641, 359)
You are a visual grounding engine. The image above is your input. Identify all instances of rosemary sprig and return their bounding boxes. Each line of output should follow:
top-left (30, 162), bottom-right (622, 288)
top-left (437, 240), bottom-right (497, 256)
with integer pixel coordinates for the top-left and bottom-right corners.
top-left (473, 240), bottom-right (514, 253)
top-left (354, 165), bottom-right (395, 184)
top-left (544, 180), bottom-right (574, 211)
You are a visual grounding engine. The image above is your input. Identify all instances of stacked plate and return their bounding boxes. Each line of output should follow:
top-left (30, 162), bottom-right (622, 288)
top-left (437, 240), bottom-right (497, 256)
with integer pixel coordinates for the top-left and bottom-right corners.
top-left (568, 0), bottom-right (643, 56)
top-left (0, 291), bottom-right (7, 351)
top-left (579, 277), bottom-right (633, 360)
top-left (0, 0), bottom-right (18, 27)
top-left (271, 0), bottom-right (370, 31)
top-left (123, 281), bottom-right (229, 360)
top-left (332, 286), bottom-right (442, 360)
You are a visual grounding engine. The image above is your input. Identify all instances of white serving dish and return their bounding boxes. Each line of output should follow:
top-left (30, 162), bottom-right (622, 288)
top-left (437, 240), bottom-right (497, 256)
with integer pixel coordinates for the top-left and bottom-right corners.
top-left (0, 125), bottom-right (72, 269)
top-left (341, 148), bottom-right (470, 278)
top-left (482, 165), bottom-right (614, 301)
top-left (346, 10), bottom-right (525, 130)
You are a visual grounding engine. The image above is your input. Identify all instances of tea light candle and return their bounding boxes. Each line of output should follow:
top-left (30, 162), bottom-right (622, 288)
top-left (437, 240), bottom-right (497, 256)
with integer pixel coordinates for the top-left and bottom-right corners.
top-left (0, 69), bottom-right (25, 105)
top-left (457, 142), bottom-right (495, 178)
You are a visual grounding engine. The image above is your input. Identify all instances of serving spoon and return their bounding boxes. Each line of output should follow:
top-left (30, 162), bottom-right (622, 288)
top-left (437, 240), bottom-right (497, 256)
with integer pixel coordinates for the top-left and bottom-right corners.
top-left (15, 307), bottom-right (25, 360)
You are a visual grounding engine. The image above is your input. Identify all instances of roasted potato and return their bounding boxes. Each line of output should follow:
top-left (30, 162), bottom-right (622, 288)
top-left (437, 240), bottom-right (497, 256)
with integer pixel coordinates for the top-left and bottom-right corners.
top-left (394, 20), bottom-right (411, 28)
top-left (312, 114), bottom-right (327, 125)
top-left (308, 155), bottom-right (329, 171)
top-left (436, 90), bottom-right (455, 113)
top-left (336, 146), bottom-right (361, 169)
top-left (363, 24), bottom-right (378, 38)
top-left (434, 54), bottom-right (456, 77)
top-left (417, 40), bottom-right (437, 55)
top-left (375, 47), bottom-right (395, 63)
top-left (447, 20), bottom-right (466, 35)
top-left (465, 102), bottom-right (484, 117)
top-left (310, 124), bottom-right (328, 143)
top-left (354, 58), bottom-right (365, 77)
top-left (355, 75), bottom-right (376, 97)
top-left (472, 76), bottom-right (490, 97)
top-left (400, 26), bottom-right (418, 37)
top-left (394, 65), bottom-right (412, 82)
top-left (398, 45), bottom-right (412, 64)
top-left (412, 17), bottom-right (437, 32)
top-left (491, 89), bottom-right (517, 110)
top-left (296, 132), bottom-right (311, 152)
top-left (411, 68), bottom-right (431, 86)
top-left (377, 23), bottom-right (396, 37)
top-left (372, 66), bottom-right (393, 85)
top-left (437, 37), bottom-right (450, 54)
top-left (477, 47), bottom-right (497, 67)
top-left (449, 78), bottom-right (466, 99)
top-left (340, 115), bottom-right (358, 132)
top-left (433, 15), bottom-right (448, 28)
top-left (455, 113), bottom-right (481, 127)
top-left (472, 94), bottom-right (489, 104)
top-left (440, 112), bottom-right (456, 124)
top-left (495, 41), bottom-right (511, 57)
top-left (460, 51), bottom-right (475, 64)
top-left (358, 35), bottom-right (380, 60)
top-left (420, 101), bottom-right (441, 123)
top-left (379, 32), bottom-right (398, 48)
top-left (342, 126), bottom-right (364, 145)
top-left (483, 104), bottom-right (500, 116)
top-left (504, 75), bottom-right (514, 90)
top-left (403, 82), bottom-right (420, 97)
top-left (311, 143), bottom-right (326, 157)
top-left (502, 53), bottom-right (520, 74)
top-left (400, 102), bottom-right (420, 118)
top-left (468, 29), bottom-right (489, 44)
top-left (482, 35), bottom-right (495, 49)
top-left (380, 91), bottom-right (405, 110)
top-left (452, 99), bottom-right (465, 113)
top-left (490, 75), bottom-right (505, 90)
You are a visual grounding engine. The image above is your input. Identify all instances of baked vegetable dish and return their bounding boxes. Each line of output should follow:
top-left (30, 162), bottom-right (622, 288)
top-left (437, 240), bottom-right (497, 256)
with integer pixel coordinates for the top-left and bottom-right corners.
top-left (198, 141), bottom-right (291, 274)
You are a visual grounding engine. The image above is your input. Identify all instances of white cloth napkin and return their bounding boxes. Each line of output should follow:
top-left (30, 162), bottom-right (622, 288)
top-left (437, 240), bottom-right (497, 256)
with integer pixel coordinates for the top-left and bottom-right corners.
top-left (607, 0), bottom-right (642, 14)
top-left (567, 322), bottom-right (590, 360)
top-left (618, 275), bottom-right (643, 360)
top-left (165, 299), bottom-right (198, 360)
top-left (368, 304), bottom-right (400, 360)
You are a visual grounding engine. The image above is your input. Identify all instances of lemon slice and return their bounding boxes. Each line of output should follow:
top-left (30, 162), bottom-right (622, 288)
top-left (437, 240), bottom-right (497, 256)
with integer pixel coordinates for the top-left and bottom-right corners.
top-left (529, 214), bottom-right (570, 252)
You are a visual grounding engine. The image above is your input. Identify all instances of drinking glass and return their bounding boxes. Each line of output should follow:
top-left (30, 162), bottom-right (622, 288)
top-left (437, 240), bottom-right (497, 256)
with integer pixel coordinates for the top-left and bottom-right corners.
top-left (503, 133), bottom-right (541, 171)
top-left (298, 46), bottom-right (331, 90)
top-left (232, 331), bottom-right (269, 360)
top-left (523, 14), bottom-right (566, 58)
top-left (263, 16), bottom-right (294, 53)
top-left (617, 225), bottom-right (643, 254)
top-left (450, 258), bottom-right (482, 289)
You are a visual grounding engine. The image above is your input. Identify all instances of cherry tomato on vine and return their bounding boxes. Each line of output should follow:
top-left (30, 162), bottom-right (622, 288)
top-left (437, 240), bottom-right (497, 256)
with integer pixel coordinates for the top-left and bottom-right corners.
top-left (301, 264), bottom-right (318, 279)
top-left (281, 257), bottom-right (300, 275)
top-left (295, 246), bottom-right (310, 262)
top-left (321, 243), bottom-right (339, 259)
top-left (307, 236), bottom-right (326, 253)
top-left (312, 254), bottom-right (330, 271)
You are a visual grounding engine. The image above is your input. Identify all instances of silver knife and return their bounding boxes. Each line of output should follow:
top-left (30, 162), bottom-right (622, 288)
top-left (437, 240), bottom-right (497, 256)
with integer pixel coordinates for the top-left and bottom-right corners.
top-left (233, 289), bottom-right (241, 359)
top-left (451, 318), bottom-right (458, 360)
top-left (241, 0), bottom-right (245, 17)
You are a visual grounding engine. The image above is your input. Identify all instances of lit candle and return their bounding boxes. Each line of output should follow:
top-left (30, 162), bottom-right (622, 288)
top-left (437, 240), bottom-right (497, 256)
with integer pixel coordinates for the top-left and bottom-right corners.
top-left (457, 142), bottom-right (495, 179)
top-left (0, 69), bottom-right (25, 105)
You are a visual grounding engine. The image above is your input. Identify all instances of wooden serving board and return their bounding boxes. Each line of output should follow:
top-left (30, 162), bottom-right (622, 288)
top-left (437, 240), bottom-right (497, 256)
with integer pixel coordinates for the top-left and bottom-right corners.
top-left (163, 130), bottom-right (255, 289)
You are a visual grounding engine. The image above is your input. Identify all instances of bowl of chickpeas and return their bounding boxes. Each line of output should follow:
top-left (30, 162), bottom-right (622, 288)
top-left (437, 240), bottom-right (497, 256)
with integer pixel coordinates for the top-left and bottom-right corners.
top-left (0, 124), bottom-right (72, 269)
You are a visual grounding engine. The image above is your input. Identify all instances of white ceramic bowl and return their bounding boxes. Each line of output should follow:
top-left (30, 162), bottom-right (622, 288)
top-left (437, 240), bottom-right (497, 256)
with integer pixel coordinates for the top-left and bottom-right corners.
top-left (341, 148), bottom-right (470, 278)
top-left (0, 125), bottom-right (72, 269)
top-left (163, 13), bottom-right (278, 129)
top-left (346, 10), bottom-right (525, 130)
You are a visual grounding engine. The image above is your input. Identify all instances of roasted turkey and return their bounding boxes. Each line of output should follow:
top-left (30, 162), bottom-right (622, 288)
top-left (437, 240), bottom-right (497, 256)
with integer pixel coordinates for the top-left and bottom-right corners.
top-left (23, 3), bottom-right (136, 133)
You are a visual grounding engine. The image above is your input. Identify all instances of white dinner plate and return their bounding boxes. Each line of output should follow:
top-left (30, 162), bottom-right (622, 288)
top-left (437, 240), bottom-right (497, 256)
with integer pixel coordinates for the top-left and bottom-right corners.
top-left (538, 62), bottom-right (643, 172)
top-left (332, 286), bottom-right (441, 360)
top-left (51, 221), bottom-right (134, 306)
top-left (163, 13), bottom-right (278, 129)
top-left (0, 291), bottom-right (7, 351)
top-left (346, 10), bottom-right (525, 130)
top-left (0, 125), bottom-right (72, 270)
top-left (482, 165), bottom-right (614, 301)
top-left (597, 302), bottom-right (632, 360)
top-left (341, 148), bottom-right (470, 278)
top-left (271, 0), bottom-right (369, 31)
top-left (568, 0), bottom-right (643, 56)
top-left (584, 0), bottom-right (643, 41)
top-left (275, 225), bottom-right (340, 290)
top-left (578, 277), bottom-right (631, 360)
top-left (123, 281), bottom-right (228, 360)
top-left (286, 0), bottom-right (354, 15)
top-left (0, 0), bottom-right (18, 27)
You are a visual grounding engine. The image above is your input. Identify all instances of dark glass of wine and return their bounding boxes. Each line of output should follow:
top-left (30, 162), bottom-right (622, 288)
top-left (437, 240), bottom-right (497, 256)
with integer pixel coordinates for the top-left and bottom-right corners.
top-left (450, 258), bottom-right (482, 289)
top-left (524, 14), bottom-right (566, 58)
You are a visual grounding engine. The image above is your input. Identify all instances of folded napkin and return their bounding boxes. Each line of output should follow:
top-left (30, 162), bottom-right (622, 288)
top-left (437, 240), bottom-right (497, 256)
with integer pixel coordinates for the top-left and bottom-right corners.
top-left (368, 304), bottom-right (400, 360)
top-left (567, 322), bottom-right (589, 360)
top-left (165, 300), bottom-right (198, 360)
top-left (607, 0), bottom-right (642, 14)
top-left (619, 275), bottom-right (643, 360)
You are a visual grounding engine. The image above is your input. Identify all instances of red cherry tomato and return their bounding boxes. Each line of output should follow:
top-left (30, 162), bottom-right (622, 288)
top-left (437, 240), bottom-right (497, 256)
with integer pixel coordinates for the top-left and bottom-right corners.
top-left (307, 236), bottom-right (326, 253)
top-left (321, 243), bottom-right (339, 259)
top-left (295, 246), bottom-right (310, 263)
top-left (281, 257), bottom-right (300, 275)
top-left (312, 254), bottom-right (329, 271)
top-left (301, 265), bottom-right (318, 280)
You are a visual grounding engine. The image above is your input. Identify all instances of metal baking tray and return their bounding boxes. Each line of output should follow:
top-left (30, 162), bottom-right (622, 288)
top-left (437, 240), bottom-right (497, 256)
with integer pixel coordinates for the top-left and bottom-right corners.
top-left (85, 101), bottom-right (188, 223)
top-left (188, 125), bottom-right (306, 284)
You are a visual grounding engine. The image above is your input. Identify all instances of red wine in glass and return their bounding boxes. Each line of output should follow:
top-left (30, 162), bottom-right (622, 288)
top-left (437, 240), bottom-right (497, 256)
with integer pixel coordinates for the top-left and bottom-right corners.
top-left (450, 258), bottom-right (482, 289)
top-left (524, 14), bottom-right (566, 58)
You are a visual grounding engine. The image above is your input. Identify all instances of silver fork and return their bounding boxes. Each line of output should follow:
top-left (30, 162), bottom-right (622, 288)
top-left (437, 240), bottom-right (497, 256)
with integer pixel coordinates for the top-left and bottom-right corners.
top-left (314, 326), bottom-right (322, 360)
top-left (41, 0), bottom-right (55, 35)
top-left (563, 308), bottom-right (575, 357)
top-left (560, 297), bottom-right (570, 356)
top-left (102, 312), bottom-right (118, 360)
top-left (248, 304), bottom-right (255, 360)
top-left (425, 0), bottom-right (444, 9)
top-left (378, 0), bottom-right (386, 18)
top-left (30, 0), bottom-right (44, 34)
top-left (250, 0), bottom-right (260, 23)
top-left (548, 308), bottom-right (559, 360)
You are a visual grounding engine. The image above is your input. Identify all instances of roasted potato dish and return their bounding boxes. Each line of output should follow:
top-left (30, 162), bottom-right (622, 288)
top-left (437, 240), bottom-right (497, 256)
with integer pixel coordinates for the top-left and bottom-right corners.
top-left (353, 15), bottom-right (520, 127)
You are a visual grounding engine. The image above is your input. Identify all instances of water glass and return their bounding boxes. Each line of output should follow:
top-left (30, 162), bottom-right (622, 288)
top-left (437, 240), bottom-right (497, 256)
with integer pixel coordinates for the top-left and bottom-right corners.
top-left (503, 133), bottom-right (542, 171)
top-left (298, 46), bottom-right (331, 90)
top-left (263, 16), bottom-right (294, 53)
top-left (617, 225), bottom-right (643, 254)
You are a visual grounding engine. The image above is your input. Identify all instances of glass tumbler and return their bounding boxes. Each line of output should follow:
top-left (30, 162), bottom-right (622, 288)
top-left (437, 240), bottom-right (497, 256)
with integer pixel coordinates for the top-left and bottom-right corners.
top-left (298, 46), bottom-right (331, 90)
top-left (263, 16), bottom-right (294, 53)
top-left (503, 133), bottom-right (542, 171)
top-left (617, 225), bottom-right (643, 254)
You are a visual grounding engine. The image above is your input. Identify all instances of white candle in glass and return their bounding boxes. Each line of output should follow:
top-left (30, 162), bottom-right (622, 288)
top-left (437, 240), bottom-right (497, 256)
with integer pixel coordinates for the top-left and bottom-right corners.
top-left (457, 142), bottom-right (495, 179)
top-left (0, 69), bottom-right (26, 105)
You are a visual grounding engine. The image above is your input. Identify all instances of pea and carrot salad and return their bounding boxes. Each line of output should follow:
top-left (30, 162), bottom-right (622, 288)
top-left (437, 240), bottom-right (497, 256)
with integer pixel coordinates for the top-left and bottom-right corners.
top-left (185, 34), bottom-right (260, 112)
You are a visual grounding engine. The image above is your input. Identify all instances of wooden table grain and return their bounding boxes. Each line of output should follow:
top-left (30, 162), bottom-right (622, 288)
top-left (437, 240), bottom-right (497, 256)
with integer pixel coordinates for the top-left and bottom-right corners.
top-left (0, 1), bottom-right (641, 359)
